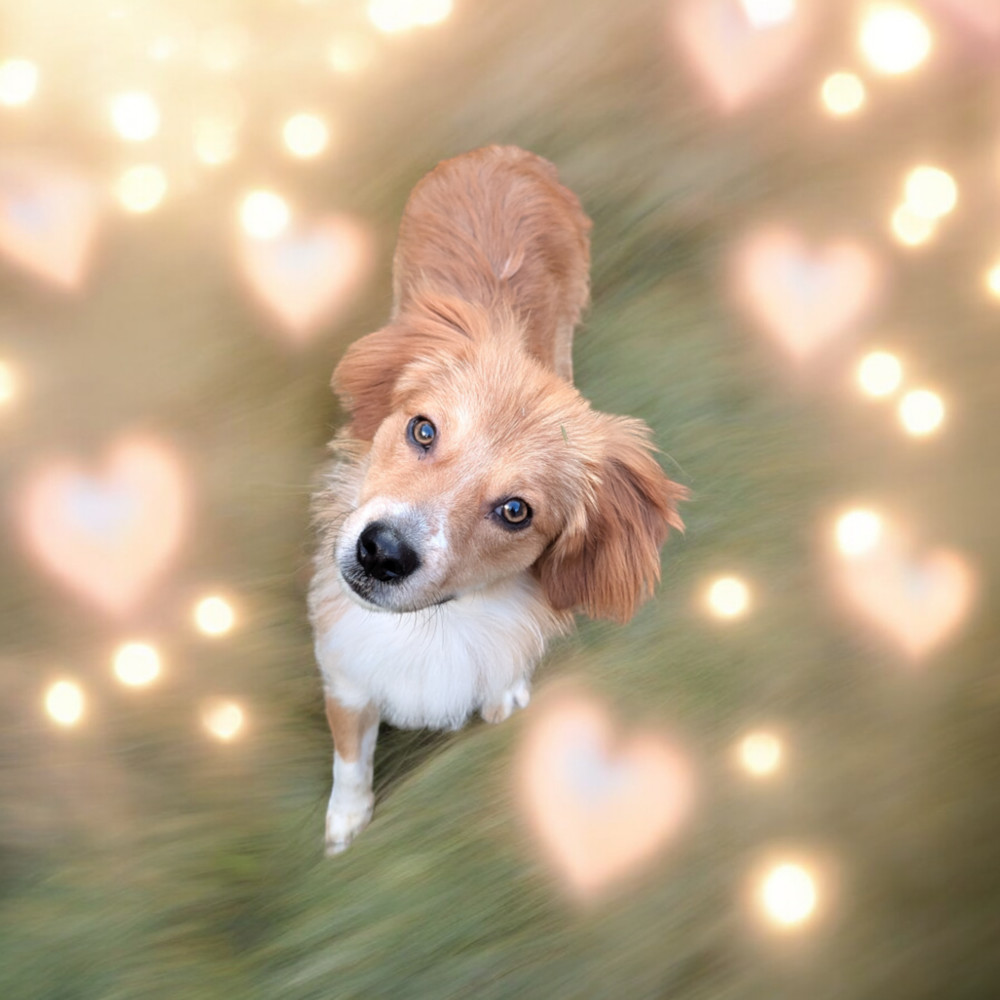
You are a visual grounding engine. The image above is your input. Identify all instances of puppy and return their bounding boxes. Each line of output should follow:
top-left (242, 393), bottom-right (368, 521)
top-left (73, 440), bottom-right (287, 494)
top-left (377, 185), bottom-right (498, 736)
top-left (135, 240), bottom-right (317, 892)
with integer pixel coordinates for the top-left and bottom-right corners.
top-left (309, 146), bottom-right (684, 854)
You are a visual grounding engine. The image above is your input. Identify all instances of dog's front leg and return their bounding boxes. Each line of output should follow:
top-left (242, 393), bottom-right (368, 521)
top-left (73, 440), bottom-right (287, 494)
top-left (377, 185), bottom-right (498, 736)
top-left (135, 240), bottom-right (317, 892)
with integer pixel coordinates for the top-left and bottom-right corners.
top-left (324, 695), bottom-right (380, 855)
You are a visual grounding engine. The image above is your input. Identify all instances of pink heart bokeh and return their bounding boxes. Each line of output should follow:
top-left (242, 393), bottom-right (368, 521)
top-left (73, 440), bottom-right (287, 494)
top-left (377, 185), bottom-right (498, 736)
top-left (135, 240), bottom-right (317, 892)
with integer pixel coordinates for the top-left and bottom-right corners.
top-left (17, 436), bottom-right (188, 615)
top-left (516, 686), bottom-right (693, 898)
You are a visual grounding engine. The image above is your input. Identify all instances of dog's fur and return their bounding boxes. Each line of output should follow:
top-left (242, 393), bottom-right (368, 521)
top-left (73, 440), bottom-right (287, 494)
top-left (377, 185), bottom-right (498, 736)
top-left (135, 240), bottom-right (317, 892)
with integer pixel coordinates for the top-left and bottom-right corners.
top-left (309, 146), bottom-right (685, 853)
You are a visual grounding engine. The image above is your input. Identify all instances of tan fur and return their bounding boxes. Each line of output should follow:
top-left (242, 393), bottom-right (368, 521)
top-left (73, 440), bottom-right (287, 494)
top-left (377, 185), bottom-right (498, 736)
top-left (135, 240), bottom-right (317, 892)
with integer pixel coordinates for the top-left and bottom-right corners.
top-left (325, 696), bottom-right (378, 763)
top-left (327, 146), bottom-right (685, 622)
top-left (392, 146), bottom-right (591, 381)
top-left (311, 146), bottom-right (686, 851)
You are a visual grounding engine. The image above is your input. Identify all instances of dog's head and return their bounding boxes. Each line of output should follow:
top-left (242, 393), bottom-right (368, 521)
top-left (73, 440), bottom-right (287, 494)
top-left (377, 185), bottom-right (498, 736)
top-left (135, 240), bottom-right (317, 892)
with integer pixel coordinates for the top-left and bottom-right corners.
top-left (328, 295), bottom-right (685, 622)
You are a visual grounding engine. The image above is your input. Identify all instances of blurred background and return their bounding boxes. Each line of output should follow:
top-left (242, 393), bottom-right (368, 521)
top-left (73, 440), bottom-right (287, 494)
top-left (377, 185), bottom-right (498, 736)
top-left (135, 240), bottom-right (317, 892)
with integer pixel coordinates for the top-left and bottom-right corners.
top-left (1, 0), bottom-right (999, 997)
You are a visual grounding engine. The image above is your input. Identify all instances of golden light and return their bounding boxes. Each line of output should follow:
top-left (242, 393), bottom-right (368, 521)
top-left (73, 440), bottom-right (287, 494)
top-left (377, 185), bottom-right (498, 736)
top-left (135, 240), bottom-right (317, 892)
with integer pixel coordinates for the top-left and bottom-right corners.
top-left (200, 25), bottom-right (251, 73)
top-left (202, 700), bottom-right (244, 741)
top-left (115, 165), bottom-right (167, 213)
top-left (986, 261), bottom-right (1000, 299)
top-left (820, 72), bottom-right (866, 116)
top-left (113, 642), bottom-right (161, 686)
top-left (890, 203), bottom-right (935, 246)
top-left (369, 0), bottom-right (412, 32)
top-left (0, 360), bottom-right (16, 405)
top-left (836, 509), bottom-right (882, 556)
top-left (899, 388), bottom-right (944, 436)
top-left (194, 117), bottom-right (238, 166)
top-left (410, 0), bottom-right (454, 26)
top-left (148, 37), bottom-right (177, 61)
top-left (328, 34), bottom-right (377, 73)
top-left (760, 862), bottom-right (818, 927)
top-left (45, 680), bottom-right (84, 727)
top-left (282, 113), bottom-right (330, 158)
top-left (740, 0), bottom-right (796, 29)
top-left (110, 91), bottom-right (161, 142)
top-left (239, 190), bottom-right (290, 240)
top-left (707, 576), bottom-right (751, 618)
top-left (859, 4), bottom-right (932, 75)
top-left (194, 595), bottom-right (236, 635)
top-left (738, 731), bottom-right (783, 776)
top-left (857, 350), bottom-right (902, 397)
top-left (369, 0), bottom-right (453, 33)
top-left (0, 58), bottom-right (39, 106)
top-left (903, 166), bottom-right (957, 220)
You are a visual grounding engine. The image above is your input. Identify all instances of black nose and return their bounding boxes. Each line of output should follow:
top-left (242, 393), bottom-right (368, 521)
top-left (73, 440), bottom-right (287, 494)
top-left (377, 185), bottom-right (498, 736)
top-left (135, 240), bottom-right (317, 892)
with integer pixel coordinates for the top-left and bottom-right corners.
top-left (356, 521), bottom-right (421, 583)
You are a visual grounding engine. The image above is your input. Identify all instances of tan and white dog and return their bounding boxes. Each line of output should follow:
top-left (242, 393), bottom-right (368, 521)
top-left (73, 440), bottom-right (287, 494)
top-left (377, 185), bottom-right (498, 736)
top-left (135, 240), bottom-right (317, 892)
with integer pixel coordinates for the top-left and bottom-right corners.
top-left (309, 146), bottom-right (685, 854)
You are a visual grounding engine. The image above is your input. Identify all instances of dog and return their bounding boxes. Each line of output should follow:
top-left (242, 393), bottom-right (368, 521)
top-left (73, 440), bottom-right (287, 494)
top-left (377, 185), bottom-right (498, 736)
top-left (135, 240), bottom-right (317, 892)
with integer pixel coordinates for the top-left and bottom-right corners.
top-left (308, 146), bottom-right (685, 854)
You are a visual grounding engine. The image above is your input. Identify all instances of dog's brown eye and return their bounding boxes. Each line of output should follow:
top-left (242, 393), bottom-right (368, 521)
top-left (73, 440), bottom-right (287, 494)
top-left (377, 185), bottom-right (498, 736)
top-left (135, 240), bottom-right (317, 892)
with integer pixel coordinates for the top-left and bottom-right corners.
top-left (497, 498), bottom-right (531, 527)
top-left (408, 416), bottom-right (436, 449)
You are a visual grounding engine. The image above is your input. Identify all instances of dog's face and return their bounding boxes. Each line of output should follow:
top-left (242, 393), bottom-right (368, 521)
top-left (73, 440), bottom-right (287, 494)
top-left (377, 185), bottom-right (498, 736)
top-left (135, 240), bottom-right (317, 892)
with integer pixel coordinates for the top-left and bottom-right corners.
top-left (330, 297), bottom-right (685, 622)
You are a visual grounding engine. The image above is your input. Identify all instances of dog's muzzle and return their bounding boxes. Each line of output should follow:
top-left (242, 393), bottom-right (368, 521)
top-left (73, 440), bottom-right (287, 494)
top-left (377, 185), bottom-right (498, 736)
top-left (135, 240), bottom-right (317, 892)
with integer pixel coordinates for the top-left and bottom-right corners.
top-left (356, 521), bottom-right (421, 583)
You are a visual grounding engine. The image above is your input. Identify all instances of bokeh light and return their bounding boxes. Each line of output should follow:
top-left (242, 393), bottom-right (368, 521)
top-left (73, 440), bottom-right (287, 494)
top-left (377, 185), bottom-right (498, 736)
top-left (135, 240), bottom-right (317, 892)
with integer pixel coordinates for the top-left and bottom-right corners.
top-left (110, 91), bottom-right (161, 142)
top-left (859, 4), bottom-right (932, 75)
top-left (739, 0), bottom-right (796, 29)
top-left (0, 360), bottom-right (16, 405)
top-left (986, 261), bottom-right (1000, 299)
top-left (115, 165), bottom-right (168, 213)
top-left (857, 350), bottom-right (902, 397)
top-left (195, 595), bottom-right (236, 635)
top-left (890, 203), bottom-right (935, 246)
top-left (903, 166), bottom-right (957, 220)
top-left (0, 58), bottom-right (39, 106)
top-left (899, 389), bottom-right (944, 436)
top-left (738, 731), bottom-right (783, 776)
top-left (412, 0), bottom-right (454, 27)
top-left (194, 117), bottom-right (239, 166)
top-left (45, 680), bottom-right (84, 726)
top-left (239, 191), bottom-right (290, 239)
top-left (282, 113), bottom-right (329, 158)
top-left (369, 0), bottom-right (453, 33)
top-left (200, 24), bottom-right (251, 73)
top-left (707, 576), bottom-right (750, 618)
top-left (836, 509), bottom-right (882, 556)
top-left (760, 862), bottom-right (818, 927)
top-left (202, 700), bottom-right (244, 740)
top-left (148, 37), bottom-right (177, 62)
top-left (113, 642), bottom-right (161, 686)
top-left (369, 0), bottom-right (413, 33)
top-left (328, 34), bottom-right (377, 73)
top-left (821, 71), bottom-right (866, 116)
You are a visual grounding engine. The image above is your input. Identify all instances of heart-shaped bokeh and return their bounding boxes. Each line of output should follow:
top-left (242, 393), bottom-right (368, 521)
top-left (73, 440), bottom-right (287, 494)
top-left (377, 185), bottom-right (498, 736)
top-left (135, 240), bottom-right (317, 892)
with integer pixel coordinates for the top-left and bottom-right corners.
top-left (16, 436), bottom-right (188, 615)
top-left (734, 227), bottom-right (882, 359)
top-left (835, 527), bottom-right (974, 658)
top-left (0, 153), bottom-right (101, 289)
top-left (671, 0), bottom-right (813, 112)
top-left (237, 214), bottom-right (373, 343)
top-left (516, 686), bottom-right (693, 898)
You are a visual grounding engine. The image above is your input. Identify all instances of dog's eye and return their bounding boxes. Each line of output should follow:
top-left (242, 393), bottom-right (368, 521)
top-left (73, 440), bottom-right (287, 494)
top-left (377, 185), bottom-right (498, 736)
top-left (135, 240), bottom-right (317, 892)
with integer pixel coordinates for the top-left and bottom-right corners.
top-left (407, 416), bottom-right (436, 449)
top-left (496, 497), bottom-right (532, 527)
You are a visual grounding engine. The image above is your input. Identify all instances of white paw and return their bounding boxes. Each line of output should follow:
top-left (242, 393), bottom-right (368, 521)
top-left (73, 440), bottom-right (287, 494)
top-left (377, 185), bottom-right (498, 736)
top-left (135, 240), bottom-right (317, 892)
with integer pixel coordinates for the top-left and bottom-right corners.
top-left (481, 677), bottom-right (531, 724)
top-left (325, 790), bottom-right (374, 856)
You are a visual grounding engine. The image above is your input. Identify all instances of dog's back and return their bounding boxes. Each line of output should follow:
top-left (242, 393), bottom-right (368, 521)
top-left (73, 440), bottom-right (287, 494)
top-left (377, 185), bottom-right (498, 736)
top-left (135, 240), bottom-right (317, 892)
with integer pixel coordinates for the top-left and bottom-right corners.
top-left (391, 145), bottom-right (591, 381)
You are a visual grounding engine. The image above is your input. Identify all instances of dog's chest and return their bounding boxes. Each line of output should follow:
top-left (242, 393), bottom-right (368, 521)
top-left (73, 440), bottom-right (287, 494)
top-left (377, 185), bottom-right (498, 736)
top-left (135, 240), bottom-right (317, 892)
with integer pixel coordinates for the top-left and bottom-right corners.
top-left (313, 574), bottom-right (565, 730)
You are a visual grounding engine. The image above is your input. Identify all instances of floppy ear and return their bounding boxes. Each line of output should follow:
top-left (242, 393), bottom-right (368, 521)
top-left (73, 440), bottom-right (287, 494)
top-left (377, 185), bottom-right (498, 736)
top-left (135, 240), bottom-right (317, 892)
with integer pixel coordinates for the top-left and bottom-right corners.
top-left (332, 295), bottom-right (475, 440)
top-left (534, 417), bottom-right (686, 624)
top-left (332, 324), bottom-right (412, 441)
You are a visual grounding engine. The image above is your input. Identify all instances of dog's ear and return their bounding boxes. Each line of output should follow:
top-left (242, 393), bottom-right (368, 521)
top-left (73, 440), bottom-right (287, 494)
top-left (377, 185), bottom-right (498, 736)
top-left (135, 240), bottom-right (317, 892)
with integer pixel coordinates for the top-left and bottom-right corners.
top-left (332, 324), bottom-right (411, 441)
top-left (534, 417), bottom-right (686, 624)
top-left (332, 296), bottom-right (475, 440)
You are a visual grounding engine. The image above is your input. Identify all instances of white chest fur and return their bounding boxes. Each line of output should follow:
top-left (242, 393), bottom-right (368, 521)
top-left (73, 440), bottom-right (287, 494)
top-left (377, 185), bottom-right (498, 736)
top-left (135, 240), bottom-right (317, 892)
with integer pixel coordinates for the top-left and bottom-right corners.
top-left (313, 572), bottom-right (567, 730)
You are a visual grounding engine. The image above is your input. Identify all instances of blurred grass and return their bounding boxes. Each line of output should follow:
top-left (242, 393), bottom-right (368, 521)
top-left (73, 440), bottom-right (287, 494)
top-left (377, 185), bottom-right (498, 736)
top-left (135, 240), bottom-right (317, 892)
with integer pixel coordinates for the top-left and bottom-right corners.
top-left (2, 1), bottom-right (1000, 998)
